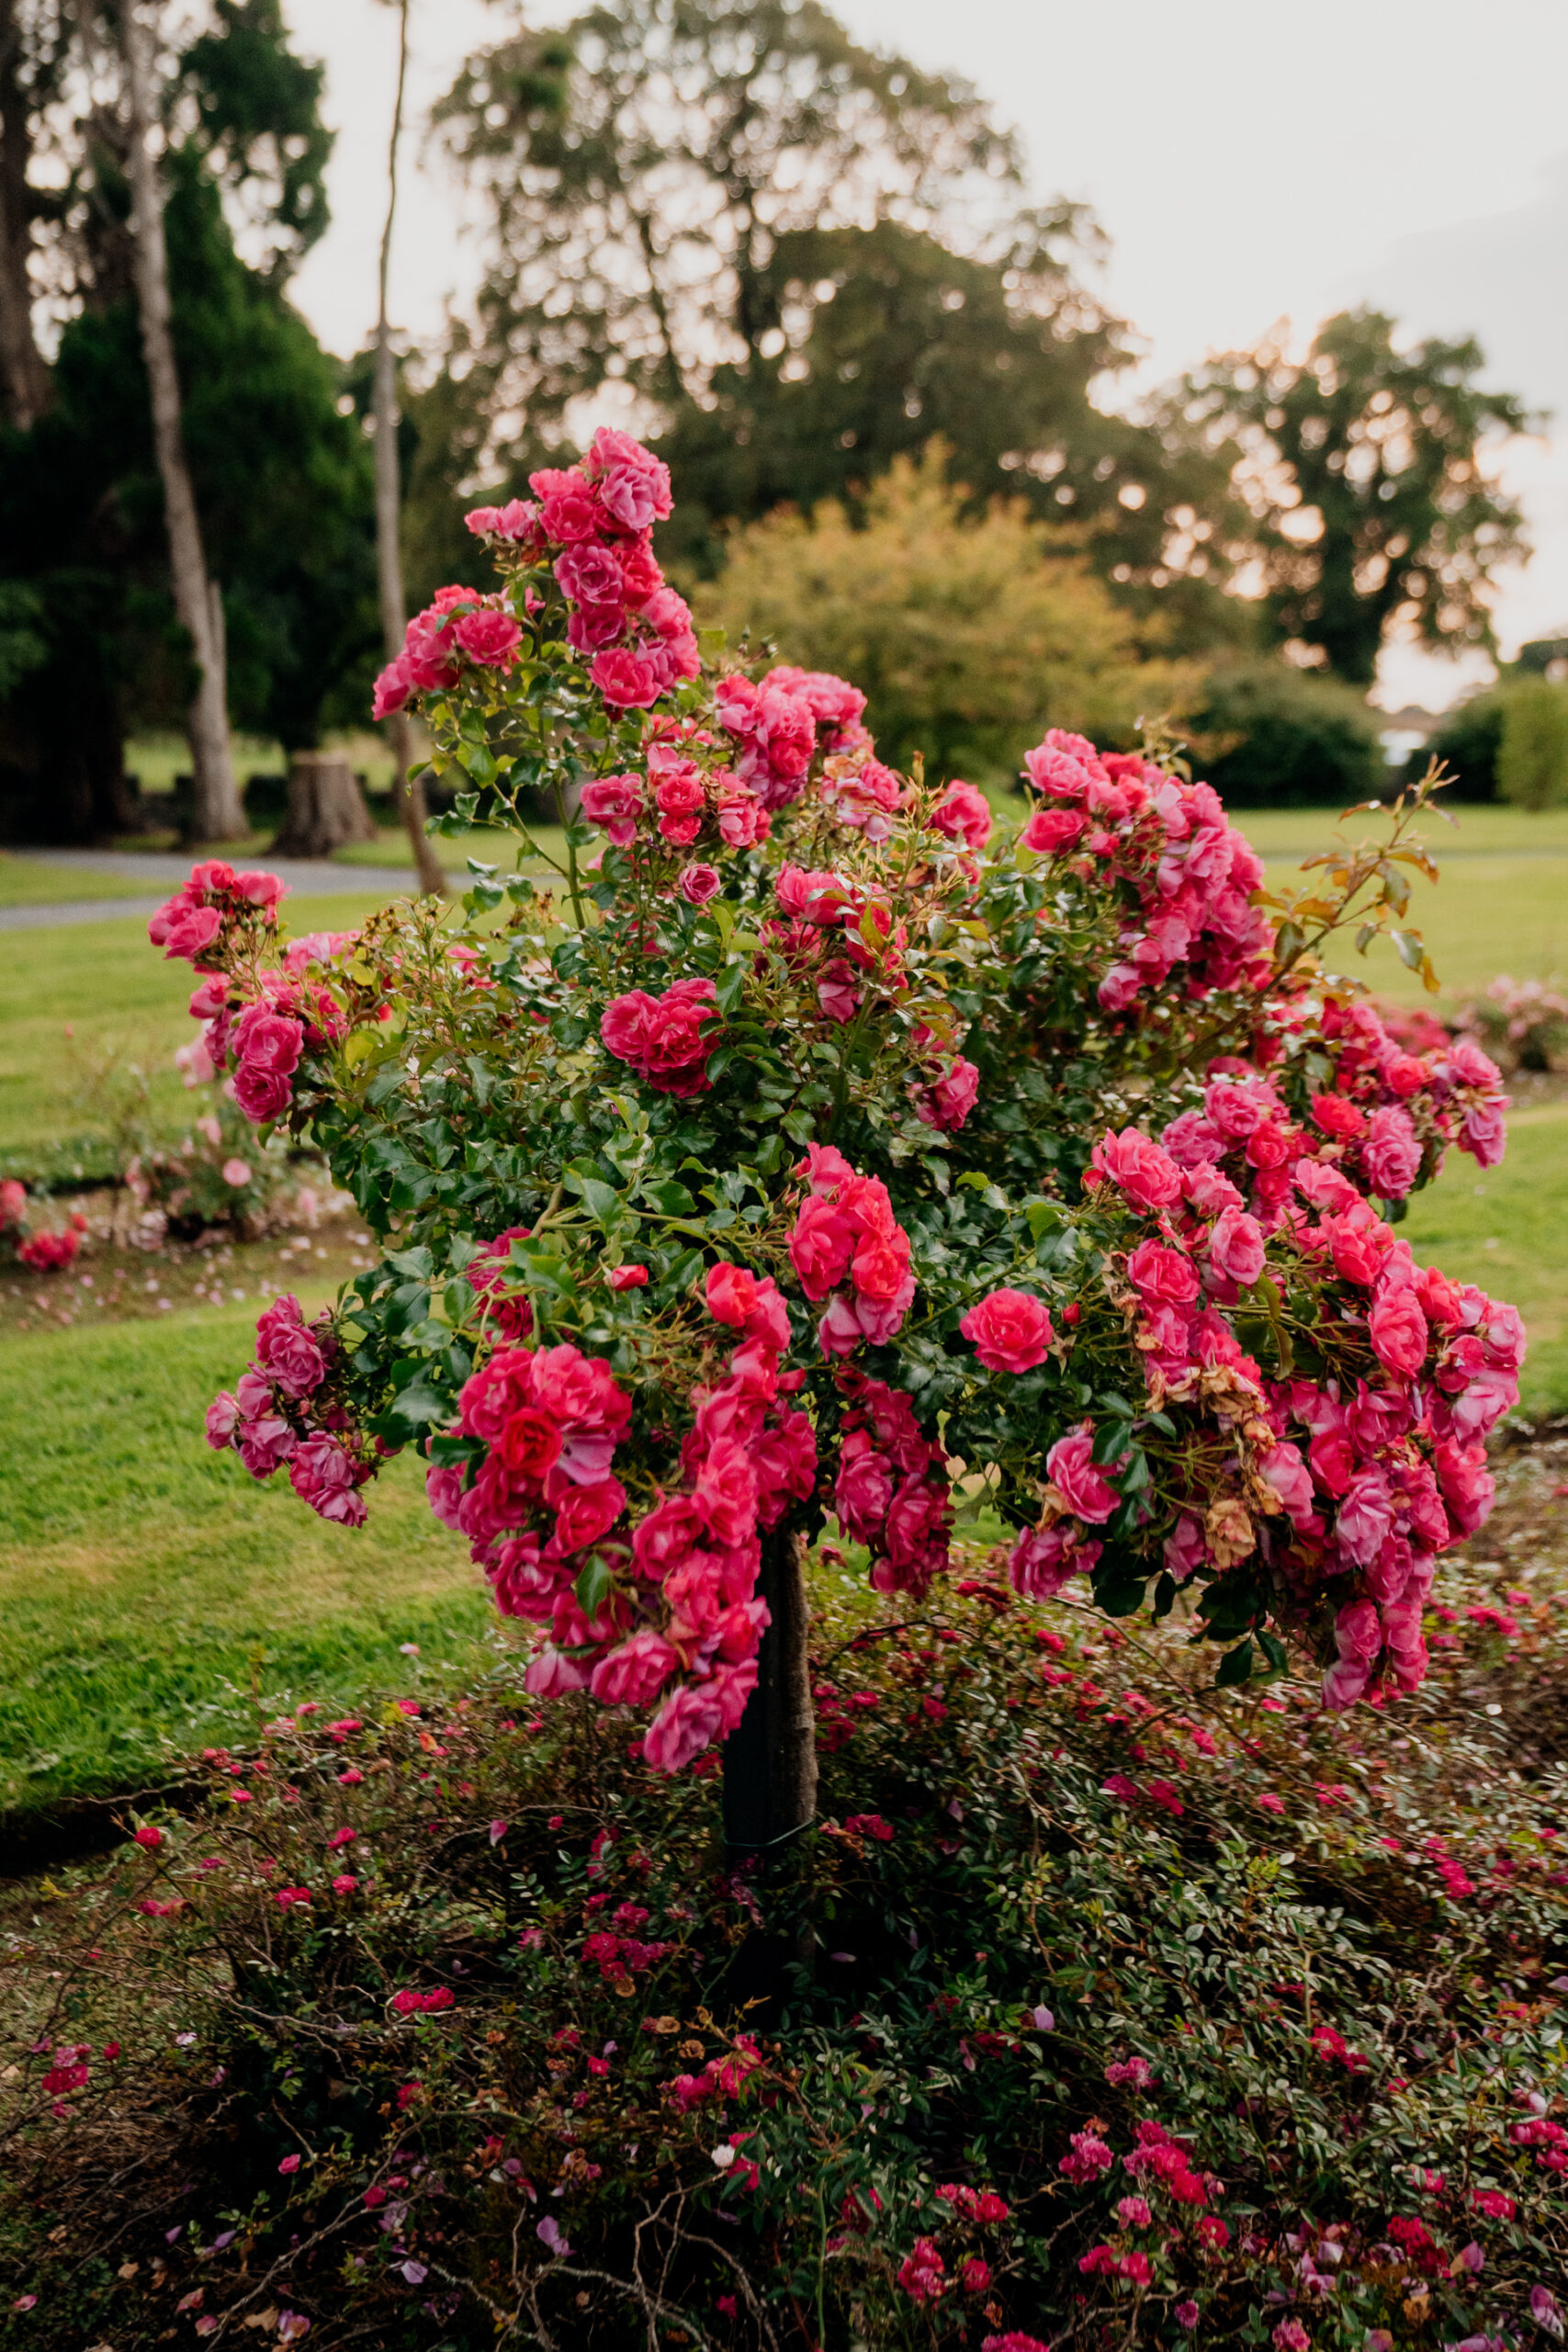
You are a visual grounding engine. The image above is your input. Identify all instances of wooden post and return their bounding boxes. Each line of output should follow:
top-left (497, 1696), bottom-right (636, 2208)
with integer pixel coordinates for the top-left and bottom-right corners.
top-left (723, 1526), bottom-right (818, 1853)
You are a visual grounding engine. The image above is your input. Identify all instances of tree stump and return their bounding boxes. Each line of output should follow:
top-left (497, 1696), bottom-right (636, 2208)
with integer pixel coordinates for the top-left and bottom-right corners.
top-left (269, 752), bottom-right (378, 859)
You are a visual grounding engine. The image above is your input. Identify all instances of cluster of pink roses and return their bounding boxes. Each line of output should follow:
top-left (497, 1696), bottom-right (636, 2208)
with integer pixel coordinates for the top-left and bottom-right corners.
top-left (600, 977), bottom-right (720, 1096)
top-left (372, 582), bottom-right (525, 719)
top-left (149, 859), bottom-right (286, 968)
top-left (1018, 729), bottom-right (1273, 1011)
top-left (764, 863), bottom-right (906, 1029)
top-left (423, 1262), bottom-right (815, 1772)
top-left (1082, 1120), bottom-right (1522, 1706)
top-left (832, 1368), bottom-right (953, 1597)
top-left (581, 711), bottom-right (775, 856)
top-left (1312, 997), bottom-right (1507, 1181)
top-left (788, 1144), bottom-right (917, 1355)
top-left (460, 426), bottom-right (698, 713)
top-left (1160, 1022), bottom-right (1506, 1223)
top-left (207, 1294), bottom-right (373, 1525)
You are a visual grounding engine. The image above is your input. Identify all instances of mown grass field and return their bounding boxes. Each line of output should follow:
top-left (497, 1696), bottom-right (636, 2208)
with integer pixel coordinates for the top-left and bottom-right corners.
top-left (0, 1303), bottom-right (498, 1818)
top-left (1, 795), bottom-right (1564, 1819)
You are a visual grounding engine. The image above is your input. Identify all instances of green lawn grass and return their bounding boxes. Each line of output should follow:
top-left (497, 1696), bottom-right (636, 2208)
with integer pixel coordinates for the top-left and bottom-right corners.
top-left (0, 1306), bottom-right (499, 1816)
top-left (0, 899), bottom-right (394, 1153)
top-left (1241, 803), bottom-right (1568, 1008)
top-left (1403, 1098), bottom-right (1568, 1415)
top-left (0, 854), bottom-right (162, 908)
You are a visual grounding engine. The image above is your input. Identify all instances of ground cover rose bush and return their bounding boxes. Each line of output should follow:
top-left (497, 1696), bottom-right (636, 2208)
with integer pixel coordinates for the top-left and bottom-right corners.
top-left (145, 426), bottom-right (1519, 1767)
top-left (0, 1540), bottom-right (1563, 2347)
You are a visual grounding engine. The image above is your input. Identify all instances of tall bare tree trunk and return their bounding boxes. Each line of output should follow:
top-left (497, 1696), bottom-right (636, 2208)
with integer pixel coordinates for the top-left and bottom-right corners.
top-left (0, 0), bottom-right (52, 428)
top-left (375, 0), bottom-right (443, 898)
top-left (118, 0), bottom-right (243, 843)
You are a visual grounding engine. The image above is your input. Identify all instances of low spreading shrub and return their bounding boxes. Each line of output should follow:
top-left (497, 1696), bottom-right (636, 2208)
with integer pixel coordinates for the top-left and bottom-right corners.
top-left (0, 1541), bottom-right (1563, 2349)
top-left (1456, 979), bottom-right (1568, 1078)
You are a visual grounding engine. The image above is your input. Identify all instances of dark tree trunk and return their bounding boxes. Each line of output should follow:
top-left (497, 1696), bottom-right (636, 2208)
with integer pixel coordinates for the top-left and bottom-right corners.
top-left (0, 0), bottom-right (52, 431)
top-left (270, 751), bottom-right (377, 859)
top-left (723, 1525), bottom-right (818, 1853)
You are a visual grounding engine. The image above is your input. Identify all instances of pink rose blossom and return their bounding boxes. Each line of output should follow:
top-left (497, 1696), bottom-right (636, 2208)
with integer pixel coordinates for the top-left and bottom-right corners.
top-left (929, 779), bottom-right (992, 849)
top-left (1045, 1424), bottom-right (1119, 1522)
top-left (1206, 1204), bottom-right (1266, 1287)
top-left (453, 608), bottom-right (523, 666)
top-left (591, 649), bottom-right (662, 708)
top-left (1369, 1283), bottom-right (1428, 1378)
top-left (961, 1288), bottom-right (1055, 1374)
top-left (1362, 1103), bottom-right (1422, 1199)
top-left (581, 773), bottom-right (643, 844)
top-left (678, 863), bottom-right (722, 905)
top-left (1089, 1127), bottom-right (1184, 1213)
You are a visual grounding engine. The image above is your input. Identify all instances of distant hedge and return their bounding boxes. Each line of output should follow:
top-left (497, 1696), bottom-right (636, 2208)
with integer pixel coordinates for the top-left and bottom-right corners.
top-left (1186, 660), bottom-right (1385, 808)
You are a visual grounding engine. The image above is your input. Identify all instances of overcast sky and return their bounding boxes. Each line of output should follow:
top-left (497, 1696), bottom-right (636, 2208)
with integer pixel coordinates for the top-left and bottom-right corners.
top-left (280, 0), bottom-right (1568, 708)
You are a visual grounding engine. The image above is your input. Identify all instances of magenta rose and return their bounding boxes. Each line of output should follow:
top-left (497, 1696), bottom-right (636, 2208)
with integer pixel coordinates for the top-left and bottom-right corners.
top-left (1206, 1204), bottom-right (1266, 1288)
top-left (1009, 1524), bottom-right (1083, 1600)
top-left (158, 902), bottom-right (223, 963)
top-left (206, 1390), bottom-right (242, 1448)
top-left (231, 1062), bottom-right (293, 1124)
top-left (591, 649), bottom-right (662, 708)
top-left (589, 1629), bottom-right (679, 1708)
top-left (929, 778), bottom-right (992, 850)
top-left (678, 863), bottom-right (721, 905)
top-left (1126, 1239), bottom-right (1199, 1306)
top-left (961, 1288), bottom-right (1055, 1374)
top-left (1045, 1424), bottom-right (1119, 1522)
top-left (836, 1439), bottom-right (895, 1541)
top-left (1461, 1101), bottom-right (1506, 1167)
top-left (539, 488), bottom-right (602, 543)
top-left (1369, 1283), bottom-right (1428, 1378)
top-left (254, 1295), bottom-right (328, 1397)
top-left (372, 653), bottom-right (412, 718)
top-left (631, 1494), bottom-right (704, 1581)
top-left (581, 773), bottom-right (643, 845)
top-left (555, 544), bottom-right (625, 606)
top-left (454, 608), bottom-right (524, 667)
top-left (1021, 806), bottom-right (1087, 855)
top-left (642, 1679), bottom-right (727, 1773)
top-left (1362, 1103), bottom-right (1421, 1199)
top-left (552, 1476), bottom-right (627, 1556)
top-left (787, 1193), bottom-right (856, 1300)
top-left (692, 1435), bottom-right (759, 1548)
top-left (232, 1006), bottom-right (304, 1077)
top-left (1089, 1128), bottom-right (1183, 1213)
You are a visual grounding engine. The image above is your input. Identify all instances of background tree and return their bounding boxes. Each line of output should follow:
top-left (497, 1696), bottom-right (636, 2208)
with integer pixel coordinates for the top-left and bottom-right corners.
top-left (118, 0), bottom-right (243, 840)
top-left (698, 445), bottom-right (1201, 779)
top-left (0, 0), bottom-right (377, 842)
top-left (425, 0), bottom-right (1242, 644)
top-left (1161, 308), bottom-right (1533, 686)
top-left (0, 0), bottom-right (67, 427)
top-left (370, 0), bottom-right (443, 896)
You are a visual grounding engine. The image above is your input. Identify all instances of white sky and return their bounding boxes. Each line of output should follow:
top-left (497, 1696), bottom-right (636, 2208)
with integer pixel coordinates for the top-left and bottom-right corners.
top-left (282, 0), bottom-right (1568, 708)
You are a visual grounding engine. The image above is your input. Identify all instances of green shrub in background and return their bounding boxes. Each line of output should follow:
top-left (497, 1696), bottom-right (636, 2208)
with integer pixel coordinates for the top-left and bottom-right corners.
top-left (1497, 677), bottom-right (1568, 808)
top-left (1411, 686), bottom-right (1505, 800)
top-left (693, 446), bottom-right (1201, 783)
top-left (1184, 658), bottom-right (1384, 807)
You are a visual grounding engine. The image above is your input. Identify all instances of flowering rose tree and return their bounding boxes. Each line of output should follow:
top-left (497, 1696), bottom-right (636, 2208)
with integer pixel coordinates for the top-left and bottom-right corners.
top-left (150, 427), bottom-right (1521, 1849)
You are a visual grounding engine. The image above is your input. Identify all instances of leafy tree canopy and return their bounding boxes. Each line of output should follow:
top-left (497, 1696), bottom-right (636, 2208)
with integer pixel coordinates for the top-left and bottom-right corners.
top-left (424, 0), bottom-right (1243, 645)
top-left (695, 444), bottom-right (1201, 779)
top-left (1158, 309), bottom-right (1533, 687)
